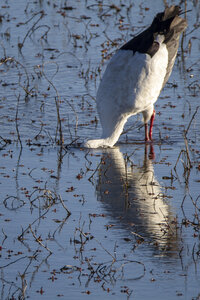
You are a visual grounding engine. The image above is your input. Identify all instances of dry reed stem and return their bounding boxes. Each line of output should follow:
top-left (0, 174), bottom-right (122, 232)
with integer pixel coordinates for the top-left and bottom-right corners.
top-left (29, 225), bottom-right (52, 254)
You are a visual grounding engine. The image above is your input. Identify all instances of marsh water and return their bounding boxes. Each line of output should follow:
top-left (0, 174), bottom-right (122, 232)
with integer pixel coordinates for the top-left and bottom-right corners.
top-left (0, 0), bottom-right (200, 299)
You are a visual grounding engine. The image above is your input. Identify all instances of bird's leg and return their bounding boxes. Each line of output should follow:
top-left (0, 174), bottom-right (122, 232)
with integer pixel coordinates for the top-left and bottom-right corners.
top-left (145, 123), bottom-right (149, 141)
top-left (149, 144), bottom-right (155, 160)
top-left (149, 109), bottom-right (156, 141)
top-left (144, 143), bottom-right (155, 160)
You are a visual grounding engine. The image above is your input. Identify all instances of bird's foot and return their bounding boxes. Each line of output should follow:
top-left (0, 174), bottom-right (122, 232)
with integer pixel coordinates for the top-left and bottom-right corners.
top-left (145, 136), bottom-right (153, 143)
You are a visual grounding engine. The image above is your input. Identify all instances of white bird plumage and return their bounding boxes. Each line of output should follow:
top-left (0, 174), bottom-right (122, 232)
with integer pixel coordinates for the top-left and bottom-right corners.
top-left (84, 6), bottom-right (187, 148)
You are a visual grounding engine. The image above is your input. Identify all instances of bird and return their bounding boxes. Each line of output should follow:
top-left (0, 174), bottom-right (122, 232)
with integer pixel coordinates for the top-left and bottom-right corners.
top-left (84, 6), bottom-right (187, 148)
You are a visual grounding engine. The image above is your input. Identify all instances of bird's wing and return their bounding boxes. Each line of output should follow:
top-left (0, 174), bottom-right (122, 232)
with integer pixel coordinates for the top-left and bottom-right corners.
top-left (120, 28), bottom-right (160, 58)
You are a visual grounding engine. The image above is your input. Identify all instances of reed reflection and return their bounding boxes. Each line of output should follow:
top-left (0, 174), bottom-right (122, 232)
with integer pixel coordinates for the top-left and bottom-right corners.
top-left (96, 145), bottom-right (178, 256)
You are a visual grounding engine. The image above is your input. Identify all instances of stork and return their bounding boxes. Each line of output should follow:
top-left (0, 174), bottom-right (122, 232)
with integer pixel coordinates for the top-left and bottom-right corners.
top-left (84, 6), bottom-right (187, 148)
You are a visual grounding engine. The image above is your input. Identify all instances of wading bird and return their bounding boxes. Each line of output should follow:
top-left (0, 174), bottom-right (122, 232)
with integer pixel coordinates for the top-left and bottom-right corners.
top-left (85, 6), bottom-right (187, 148)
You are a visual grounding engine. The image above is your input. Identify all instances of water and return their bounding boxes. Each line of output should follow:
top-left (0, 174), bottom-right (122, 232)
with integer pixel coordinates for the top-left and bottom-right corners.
top-left (0, 0), bottom-right (200, 299)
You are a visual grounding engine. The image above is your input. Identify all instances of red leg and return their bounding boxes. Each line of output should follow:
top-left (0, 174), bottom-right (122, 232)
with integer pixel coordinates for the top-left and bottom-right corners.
top-left (149, 109), bottom-right (156, 141)
top-left (145, 123), bottom-right (149, 141)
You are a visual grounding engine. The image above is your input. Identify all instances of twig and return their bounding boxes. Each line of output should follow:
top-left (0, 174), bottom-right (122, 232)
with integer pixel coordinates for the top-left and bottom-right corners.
top-left (0, 256), bottom-right (27, 269)
top-left (183, 134), bottom-right (192, 169)
top-left (34, 122), bottom-right (44, 140)
top-left (29, 225), bottom-right (52, 254)
top-left (0, 135), bottom-right (11, 147)
top-left (0, 57), bottom-right (31, 99)
top-left (184, 106), bottom-right (199, 137)
top-left (59, 195), bottom-right (71, 216)
top-left (38, 63), bottom-right (63, 145)
top-left (18, 11), bottom-right (45, 51)
top-left (116, 259), bottom-right (146, 280)
top-left (15, 94), bottom-right (23, 150)
top-left (29, 24), bottom-right (50, 41)
top-left (2, 228), bottom-right (7, 244)
top-left (131, 231), bottom-right (145, 240)
top-left (94, 237), bottom-right (116, 261)
top-left (64, 137), bottom-right (80, 149)
top-left (88, 160), bottom-right (102, 182)
top-left (64, 99), bottom-right (79, 137)
top-left (18, 209), bottom-right (50, 240)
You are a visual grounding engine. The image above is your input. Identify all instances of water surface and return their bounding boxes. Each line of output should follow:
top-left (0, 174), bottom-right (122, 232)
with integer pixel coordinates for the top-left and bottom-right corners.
top-left (0, 0), bottom-right (200, 299)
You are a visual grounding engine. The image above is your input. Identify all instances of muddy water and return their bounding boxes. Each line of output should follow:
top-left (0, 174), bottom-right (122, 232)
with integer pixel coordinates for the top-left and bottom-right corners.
top-left (0, 1), bottom-right (200, 299)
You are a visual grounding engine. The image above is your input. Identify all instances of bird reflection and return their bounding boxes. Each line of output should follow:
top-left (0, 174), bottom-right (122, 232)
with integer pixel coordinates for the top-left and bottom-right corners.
top-left (96, 145), bottom-right (178, 256)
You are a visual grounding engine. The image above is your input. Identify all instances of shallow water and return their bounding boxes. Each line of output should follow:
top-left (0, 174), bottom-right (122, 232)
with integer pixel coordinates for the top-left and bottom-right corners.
top-left (0, 0), bottom-right (200, 299)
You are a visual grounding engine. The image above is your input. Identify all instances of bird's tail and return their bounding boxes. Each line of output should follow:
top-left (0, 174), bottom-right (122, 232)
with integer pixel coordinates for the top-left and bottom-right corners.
top-left (154, 6), bottom-right (188, 88)
top-left (152, 5), bottom-right (187, 40)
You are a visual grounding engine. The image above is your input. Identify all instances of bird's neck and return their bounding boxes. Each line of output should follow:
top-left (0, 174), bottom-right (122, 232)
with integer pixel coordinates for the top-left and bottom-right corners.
top-left (85, 116), bottom-right (128, 148)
